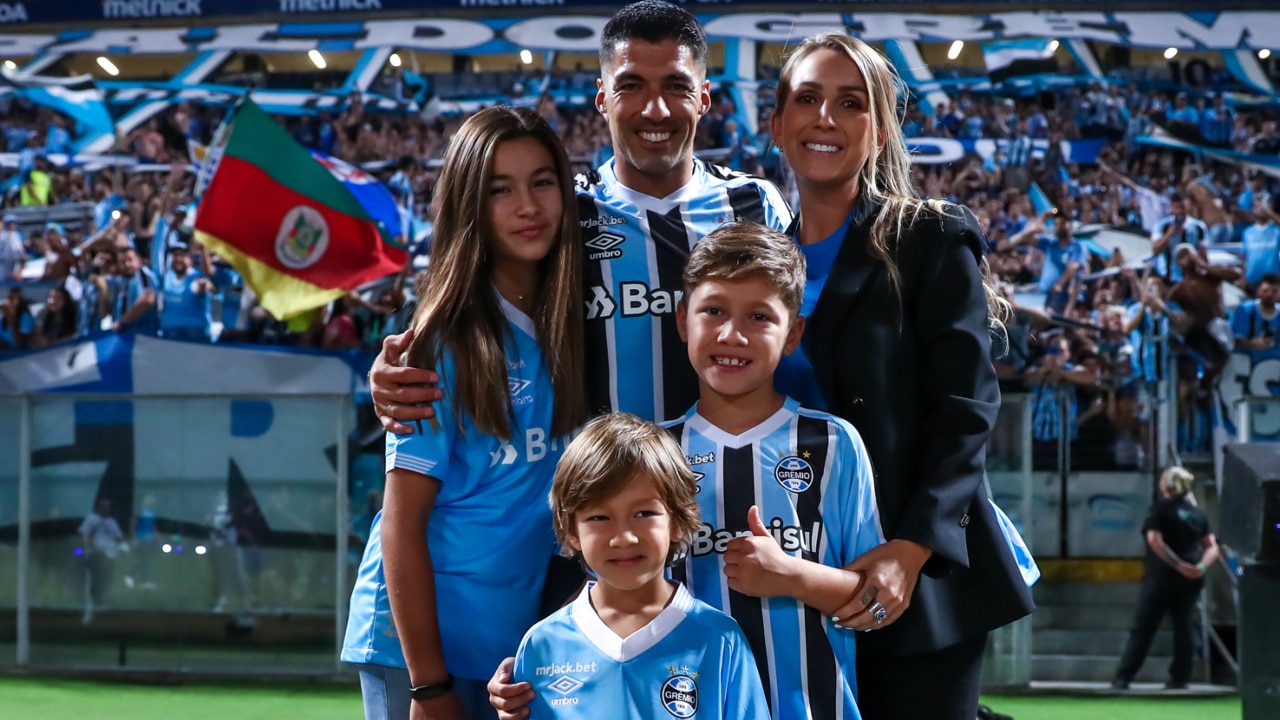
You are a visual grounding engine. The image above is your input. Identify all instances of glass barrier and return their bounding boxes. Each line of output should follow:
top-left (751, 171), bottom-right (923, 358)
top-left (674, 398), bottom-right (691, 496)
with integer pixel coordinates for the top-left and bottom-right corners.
top-left (16, 394), bottom-right (347, 674)
top-left (983, 394), bottom-right (1033, 688)
top-left (0, 398), bottom-right (21, 668)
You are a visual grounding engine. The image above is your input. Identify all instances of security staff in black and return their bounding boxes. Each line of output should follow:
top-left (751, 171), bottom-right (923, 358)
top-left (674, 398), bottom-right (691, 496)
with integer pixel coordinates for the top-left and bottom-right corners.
top-left (1113, 467), bottom-right (1219, 690)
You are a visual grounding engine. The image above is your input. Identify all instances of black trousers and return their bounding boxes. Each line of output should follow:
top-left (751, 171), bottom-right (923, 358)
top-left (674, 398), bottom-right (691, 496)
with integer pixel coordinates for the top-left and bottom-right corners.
top-left (1115, 572), bottom-right (1202, 685)
top-left (856, 633), bottom-right (988, 720)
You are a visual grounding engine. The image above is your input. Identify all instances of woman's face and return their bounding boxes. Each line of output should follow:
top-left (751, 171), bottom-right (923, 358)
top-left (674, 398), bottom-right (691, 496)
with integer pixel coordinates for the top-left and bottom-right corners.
top-left (773, 48), bottom-right (875, 195)
top-left (46, 290), bottom-right (63, 311)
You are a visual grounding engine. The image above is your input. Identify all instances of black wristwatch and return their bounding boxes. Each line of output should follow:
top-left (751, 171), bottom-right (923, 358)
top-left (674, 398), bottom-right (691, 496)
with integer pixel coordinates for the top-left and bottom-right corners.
top-left (410, 674), bottom-right (455, 701)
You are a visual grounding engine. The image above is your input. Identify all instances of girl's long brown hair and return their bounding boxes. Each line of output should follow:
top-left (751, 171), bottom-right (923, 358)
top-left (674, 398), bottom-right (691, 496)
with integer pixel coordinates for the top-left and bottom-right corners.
top-left (405, 106), bottom-right (584, 438)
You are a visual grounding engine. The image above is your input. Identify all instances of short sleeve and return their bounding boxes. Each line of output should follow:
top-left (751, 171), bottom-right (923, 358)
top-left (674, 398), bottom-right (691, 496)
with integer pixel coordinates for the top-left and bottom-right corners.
top-left (1230, 303), bottom-right (1252, 339)
top-left (833, 419), bottom-right (884, 566)
top-left (721, 623), bottom-right (770, 719)
top-left (384, 355), bottom-right (458, 482)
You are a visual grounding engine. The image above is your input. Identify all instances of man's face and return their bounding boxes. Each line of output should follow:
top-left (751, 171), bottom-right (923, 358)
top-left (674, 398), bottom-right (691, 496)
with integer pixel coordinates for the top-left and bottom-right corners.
top-left (1258, 282), bottom-right (1279, 306)
top-left (1170, 200), bottom-right (1187, 222)
top-left (170, 251), bottom-right (190, 274)
top-left (597, 38), bottom-right (710, 198)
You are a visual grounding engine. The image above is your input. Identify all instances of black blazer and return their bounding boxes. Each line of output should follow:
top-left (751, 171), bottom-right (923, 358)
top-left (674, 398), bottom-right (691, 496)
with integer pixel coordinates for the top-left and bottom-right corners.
top-left (804, 194), bottom-right (1035, 657)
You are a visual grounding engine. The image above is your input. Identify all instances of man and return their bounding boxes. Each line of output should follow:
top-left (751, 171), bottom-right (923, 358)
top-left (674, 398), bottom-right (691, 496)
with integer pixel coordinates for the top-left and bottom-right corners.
top-left (1181, 164), bottom-right (1232, 245)
top-left (1168, 244), bottom-right (1242, 377)
top-left (1242, 195), bottom-right (1280, 289)
top-left (1231, 273), bottom-right (1280, 355)
top-left (1198, 94), bottom-right (1235, 147)
top-left (1150, 195), bottom-right (1209, 283)
top-left (0, 213), bottom-right (24, 280)
top-left (113, 246), bottom-right (159, 336)
top-left (1000, 214), bottom-right (1088, 315)
top-left (159, 245), bottom-right (212, 342)
top-left (79, 498), bottom-right (125, 624)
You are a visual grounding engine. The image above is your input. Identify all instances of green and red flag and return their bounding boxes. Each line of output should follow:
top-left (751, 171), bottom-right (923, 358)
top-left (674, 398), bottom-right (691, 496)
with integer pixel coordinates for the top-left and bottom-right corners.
top-left (193, 98), bottom-right (407, 319)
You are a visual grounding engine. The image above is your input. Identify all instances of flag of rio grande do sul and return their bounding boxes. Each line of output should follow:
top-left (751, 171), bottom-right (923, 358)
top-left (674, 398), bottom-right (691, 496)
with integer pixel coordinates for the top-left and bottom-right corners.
top-left (193, 98), bottom-right (407, 320)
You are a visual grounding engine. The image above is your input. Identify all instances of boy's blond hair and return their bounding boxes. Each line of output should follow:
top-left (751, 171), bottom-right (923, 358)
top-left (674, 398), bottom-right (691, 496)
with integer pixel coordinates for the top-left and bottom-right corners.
top-left (550, 413), bottom-right (701, 566)
top-left (682, 222), bottom-right (806, 317)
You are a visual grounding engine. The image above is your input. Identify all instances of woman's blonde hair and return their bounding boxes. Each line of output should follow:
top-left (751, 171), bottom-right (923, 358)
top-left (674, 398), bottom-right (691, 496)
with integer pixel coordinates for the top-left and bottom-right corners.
top-left (775, 32), bottom-right (1010, 330)
top-left (550, 413), bottom-right (701, 567)
top-left (405, 106), bottom-right (584, 439)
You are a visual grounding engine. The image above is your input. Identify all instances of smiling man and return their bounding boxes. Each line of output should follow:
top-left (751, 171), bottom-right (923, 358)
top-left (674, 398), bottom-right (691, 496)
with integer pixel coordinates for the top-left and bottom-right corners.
top-left (574, 0), bottom-right (793, 423)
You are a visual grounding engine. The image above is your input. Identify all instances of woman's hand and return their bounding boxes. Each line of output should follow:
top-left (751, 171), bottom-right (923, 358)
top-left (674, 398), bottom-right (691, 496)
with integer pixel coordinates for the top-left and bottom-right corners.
top-left (487, 657), bottom-right (535, 720)
top-left (831, 540), bottom-right (932, 632)
top-left (370, 329), bottom-right (444, 433)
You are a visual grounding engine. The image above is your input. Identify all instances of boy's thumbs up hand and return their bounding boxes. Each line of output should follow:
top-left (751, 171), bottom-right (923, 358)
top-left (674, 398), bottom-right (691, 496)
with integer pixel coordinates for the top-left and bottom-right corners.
top-left (747, 505), bottom-right (770, 537)
top-left (723, 505), bottom-right (796, 600)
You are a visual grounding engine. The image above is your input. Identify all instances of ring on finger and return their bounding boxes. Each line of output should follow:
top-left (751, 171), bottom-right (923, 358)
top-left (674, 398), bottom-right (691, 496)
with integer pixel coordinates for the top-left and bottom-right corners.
top-left (869, 600), bottom-right (888, 624)
top-left (380, 401), bottom-right (395, 415)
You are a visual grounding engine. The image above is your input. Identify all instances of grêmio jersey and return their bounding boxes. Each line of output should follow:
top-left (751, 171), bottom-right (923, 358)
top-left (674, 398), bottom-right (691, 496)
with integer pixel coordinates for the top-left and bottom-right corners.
top-left (342, 295), bottom-right (566, 680)
top-left (664, 397), bottom-right (884, 720)
top-left (577, 158), bottom-right (792, 422)
top-left (513, 582), bottom-right (769, 720)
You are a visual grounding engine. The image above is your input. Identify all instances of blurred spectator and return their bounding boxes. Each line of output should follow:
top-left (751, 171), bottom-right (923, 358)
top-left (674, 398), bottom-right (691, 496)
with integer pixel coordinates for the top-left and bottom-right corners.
top-left (20, 154), bottom-right (53, 206)
top-left (1231, 273), bottom-right (1280, 354)
top-left (1242, 195), bottom-right (1280, 287)
top-left (0, 213), bottom-right (22, 279)
top-left (1181, 164), bottom-right (1233, 245)
top-left (78, 497), bottom-right (125, 624)
top-left (112, 246), bottom-right (159, 335)
top-left (159, 245), bottom-right (212, 342)
top-left (1150, 195), bottom-right (1208, 282)
top-left (1168, 244), bottom-right (1241, 379)
top-left (322, 295), bottom-right (363, 350)
top-left (1, 286), bottom-right (35, 350)
top-left (34, 286), bottom-right (77, 348)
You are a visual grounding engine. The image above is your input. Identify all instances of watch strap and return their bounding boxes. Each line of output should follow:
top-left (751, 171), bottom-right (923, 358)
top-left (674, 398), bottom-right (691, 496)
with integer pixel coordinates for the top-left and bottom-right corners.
top-left (409, 674), bottom-right (455, 700)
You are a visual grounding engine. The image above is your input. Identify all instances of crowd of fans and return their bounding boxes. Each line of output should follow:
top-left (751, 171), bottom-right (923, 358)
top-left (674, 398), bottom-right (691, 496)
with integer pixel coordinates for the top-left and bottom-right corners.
top-left (2, 76), bottom-right (1279, 460)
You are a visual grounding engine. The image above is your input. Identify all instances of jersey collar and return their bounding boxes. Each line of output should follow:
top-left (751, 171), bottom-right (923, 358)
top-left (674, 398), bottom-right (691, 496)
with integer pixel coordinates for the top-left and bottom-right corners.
top-left (570, 581), bottom-right (694, 663)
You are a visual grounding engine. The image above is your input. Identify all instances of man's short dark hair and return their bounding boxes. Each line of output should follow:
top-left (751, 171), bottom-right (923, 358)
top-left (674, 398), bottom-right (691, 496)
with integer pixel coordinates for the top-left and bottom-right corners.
top-left (599, 0), bottom-right (707, 72)
top-left (1259, 272), bottom-right (1280, 286)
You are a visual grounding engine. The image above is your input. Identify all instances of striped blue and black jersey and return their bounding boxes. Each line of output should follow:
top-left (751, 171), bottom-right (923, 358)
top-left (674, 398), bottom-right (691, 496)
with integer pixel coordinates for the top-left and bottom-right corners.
top-left (576, 158), bottom-right (792, 421)
top-left (664, 398), bottom-right (883, 720)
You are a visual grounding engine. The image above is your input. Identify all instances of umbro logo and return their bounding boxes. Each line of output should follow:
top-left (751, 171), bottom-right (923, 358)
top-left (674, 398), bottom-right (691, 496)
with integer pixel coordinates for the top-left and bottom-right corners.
top-left (508, 377), bottom-right (532, 396)
top-left (586, 231), bottom-right (624, 261)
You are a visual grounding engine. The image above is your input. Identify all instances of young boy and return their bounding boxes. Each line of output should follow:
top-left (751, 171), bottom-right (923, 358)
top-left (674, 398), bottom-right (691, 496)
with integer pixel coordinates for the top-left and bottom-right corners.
top-left (666, 222), bottom-right (883, 720)
top-left (494, 223), bottom-right (881, 719)
top-left (513, 412), bottom-right (769, 719)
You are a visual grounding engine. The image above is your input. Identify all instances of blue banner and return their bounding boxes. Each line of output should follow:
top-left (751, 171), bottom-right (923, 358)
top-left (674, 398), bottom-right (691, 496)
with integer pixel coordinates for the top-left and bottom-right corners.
top-left (906, 137), bottom-right (1106, 166)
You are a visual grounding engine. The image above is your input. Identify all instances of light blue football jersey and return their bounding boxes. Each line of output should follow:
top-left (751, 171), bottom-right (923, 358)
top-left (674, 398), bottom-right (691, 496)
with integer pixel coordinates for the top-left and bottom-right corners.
top-left (342, 295), bottom-right (567, 680)
top-left (664, 397), bottom-right (884, 720)
top-left (577, 158), bottom-right (792, 422)
top-left (513, 582), bottom-right (769, 720)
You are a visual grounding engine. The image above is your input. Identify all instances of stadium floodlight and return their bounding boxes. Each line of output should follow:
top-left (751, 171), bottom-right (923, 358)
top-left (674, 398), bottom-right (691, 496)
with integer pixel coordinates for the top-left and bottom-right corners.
top-left (390, 52), bottom-right (402, 68)
top-left (96, 56), bottom-right (120, 76)
top-left (947, 41), bottom-right (963, 61)
top-left (1260, 49), bottom-right (1272, 60)
top-left (520, 49), bottom-right (534, 65)
top-left (195, 545), bottom-right (207, 556)
top-left (2, 60), bottom-right (14, 70)
top-left (309, 49), bottom-right (327, 69)
top-left (1163, 47), bottom-right (1178, 59)
top-left (162, 543), bottom-right (173, 553)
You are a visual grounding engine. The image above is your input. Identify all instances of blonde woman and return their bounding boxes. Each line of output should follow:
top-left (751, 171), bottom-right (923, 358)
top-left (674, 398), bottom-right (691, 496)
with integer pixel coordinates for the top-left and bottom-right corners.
top-left (766, 32), bottom-right (1033, 719)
